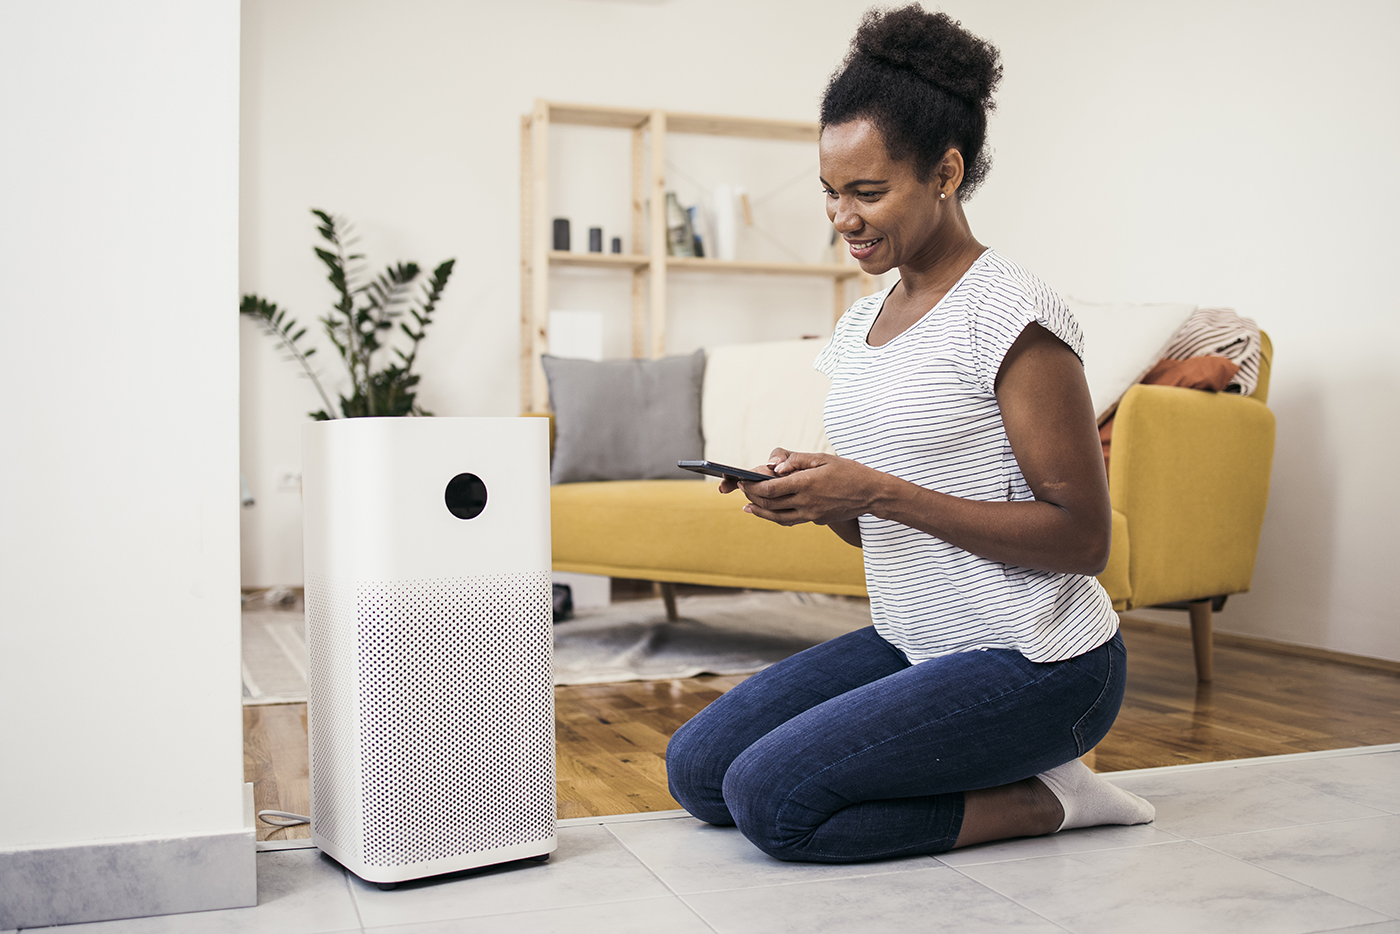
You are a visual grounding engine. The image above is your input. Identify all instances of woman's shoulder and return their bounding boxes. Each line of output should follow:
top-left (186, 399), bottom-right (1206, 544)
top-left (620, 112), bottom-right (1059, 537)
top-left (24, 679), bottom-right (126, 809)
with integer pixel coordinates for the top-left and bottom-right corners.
top-left (963, 250), bottom-right (1067, 317)
top-left (960, 250), bottom-right (1084, 387)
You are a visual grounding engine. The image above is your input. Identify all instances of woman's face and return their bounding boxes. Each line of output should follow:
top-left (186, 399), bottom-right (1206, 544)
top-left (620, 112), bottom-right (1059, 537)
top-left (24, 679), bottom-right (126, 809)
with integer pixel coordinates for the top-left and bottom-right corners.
top-left (819, 119), bottom-right (952, 275)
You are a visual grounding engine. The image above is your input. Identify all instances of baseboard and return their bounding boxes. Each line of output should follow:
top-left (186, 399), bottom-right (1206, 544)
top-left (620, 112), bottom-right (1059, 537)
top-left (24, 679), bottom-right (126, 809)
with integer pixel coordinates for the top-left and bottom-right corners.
top-left (1119, 612), bottom-right (1400, 674)
top-left (0, 828), bottom-right (256, 929)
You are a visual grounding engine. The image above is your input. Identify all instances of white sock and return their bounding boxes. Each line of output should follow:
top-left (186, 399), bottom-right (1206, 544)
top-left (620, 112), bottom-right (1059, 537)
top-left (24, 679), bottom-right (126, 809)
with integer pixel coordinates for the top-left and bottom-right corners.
top-left (1036, 759), bottom-right (1156, 832)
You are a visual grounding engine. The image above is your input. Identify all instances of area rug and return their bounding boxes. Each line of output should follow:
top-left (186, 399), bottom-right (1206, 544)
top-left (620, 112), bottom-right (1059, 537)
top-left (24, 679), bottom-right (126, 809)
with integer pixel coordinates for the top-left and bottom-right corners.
top-left (240, 590), bottom-right (872, 703)
top-left (553, 591), bottom-right (871, 685)
top-left (241, 608), bottom-right (310, 705)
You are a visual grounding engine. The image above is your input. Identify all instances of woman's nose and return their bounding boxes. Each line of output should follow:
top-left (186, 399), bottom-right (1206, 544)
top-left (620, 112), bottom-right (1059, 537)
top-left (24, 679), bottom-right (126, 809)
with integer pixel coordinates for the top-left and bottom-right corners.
top-left (831, 199), bottom-right (862, 233)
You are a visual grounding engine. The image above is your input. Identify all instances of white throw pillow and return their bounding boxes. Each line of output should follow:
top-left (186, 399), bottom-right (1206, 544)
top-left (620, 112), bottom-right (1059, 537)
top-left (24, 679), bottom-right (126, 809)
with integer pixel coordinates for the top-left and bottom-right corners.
top-left (1068, 298), bottom-right (1198, 421)
top-left (702, 338), bottom-right (837, 470)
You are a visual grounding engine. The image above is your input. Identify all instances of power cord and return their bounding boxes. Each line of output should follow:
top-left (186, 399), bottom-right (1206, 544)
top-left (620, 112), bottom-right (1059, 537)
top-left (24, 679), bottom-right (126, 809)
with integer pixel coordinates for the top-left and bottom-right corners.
top-left (258, 809), bottom-right (311, 828)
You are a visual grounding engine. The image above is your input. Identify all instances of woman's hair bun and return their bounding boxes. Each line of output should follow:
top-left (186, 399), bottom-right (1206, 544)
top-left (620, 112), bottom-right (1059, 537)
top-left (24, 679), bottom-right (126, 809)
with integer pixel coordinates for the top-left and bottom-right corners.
top-left (853, 5), bottom-right (1002, 108)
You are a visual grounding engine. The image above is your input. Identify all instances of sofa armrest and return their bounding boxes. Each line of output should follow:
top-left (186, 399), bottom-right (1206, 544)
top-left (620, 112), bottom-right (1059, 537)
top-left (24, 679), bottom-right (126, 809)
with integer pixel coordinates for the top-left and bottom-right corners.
top-left (1109, 384), bottom-right (1276, 608)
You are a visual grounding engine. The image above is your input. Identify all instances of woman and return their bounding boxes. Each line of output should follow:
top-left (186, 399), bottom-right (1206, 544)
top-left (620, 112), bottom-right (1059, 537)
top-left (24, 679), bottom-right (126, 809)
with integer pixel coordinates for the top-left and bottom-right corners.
top-left (664, 5), bottom-right (1155, 863)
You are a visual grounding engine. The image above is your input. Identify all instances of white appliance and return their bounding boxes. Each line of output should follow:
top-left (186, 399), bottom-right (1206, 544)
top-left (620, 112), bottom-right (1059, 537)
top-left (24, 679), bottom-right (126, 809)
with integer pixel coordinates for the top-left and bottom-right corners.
top-left (302, 417), bottom-right (556, 885)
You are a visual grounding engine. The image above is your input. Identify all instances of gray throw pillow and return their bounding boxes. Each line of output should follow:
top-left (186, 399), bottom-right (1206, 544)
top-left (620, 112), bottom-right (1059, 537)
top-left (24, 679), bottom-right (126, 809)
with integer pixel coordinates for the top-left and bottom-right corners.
top-left (542, 349), bottom-right (706, 484)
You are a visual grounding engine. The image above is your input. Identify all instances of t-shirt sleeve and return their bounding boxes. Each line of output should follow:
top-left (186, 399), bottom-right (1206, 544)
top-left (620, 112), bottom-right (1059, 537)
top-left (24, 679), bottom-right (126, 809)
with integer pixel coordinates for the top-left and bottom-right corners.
top-left (813, 332), bottom-right (840, 377)
top-left (969, 272), bottom-right (1084, 394)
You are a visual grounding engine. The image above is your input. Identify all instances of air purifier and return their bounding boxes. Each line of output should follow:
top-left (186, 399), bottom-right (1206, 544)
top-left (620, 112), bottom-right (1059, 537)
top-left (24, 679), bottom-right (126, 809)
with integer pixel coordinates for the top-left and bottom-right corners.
top-left (302, 416), bottom-right (556, 884)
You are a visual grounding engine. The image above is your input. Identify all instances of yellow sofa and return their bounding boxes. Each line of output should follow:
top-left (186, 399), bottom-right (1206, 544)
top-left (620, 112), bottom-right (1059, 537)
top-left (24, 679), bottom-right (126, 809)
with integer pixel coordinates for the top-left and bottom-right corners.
top-left (552, 334), bottom-right (1274, 682)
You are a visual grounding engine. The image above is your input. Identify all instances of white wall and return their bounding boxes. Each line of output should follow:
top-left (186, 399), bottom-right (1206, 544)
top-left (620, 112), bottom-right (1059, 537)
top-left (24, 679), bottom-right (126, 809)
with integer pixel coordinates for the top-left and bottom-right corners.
top-left (956, 0), bottom-right (1400, 662)
top-left (0, 0), bottom-right (244, 846)
top-left (241, 0), bottom-right (1400, 661)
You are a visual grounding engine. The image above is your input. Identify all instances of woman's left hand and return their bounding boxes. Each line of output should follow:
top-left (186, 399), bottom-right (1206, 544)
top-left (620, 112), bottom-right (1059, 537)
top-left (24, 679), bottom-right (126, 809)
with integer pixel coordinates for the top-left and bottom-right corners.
top-left (737, 451), bottom-right (886, 527)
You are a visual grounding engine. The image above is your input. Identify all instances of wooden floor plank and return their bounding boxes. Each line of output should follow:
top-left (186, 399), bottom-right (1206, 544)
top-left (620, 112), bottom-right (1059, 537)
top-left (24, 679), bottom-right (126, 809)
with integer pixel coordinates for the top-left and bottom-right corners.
top-left (246, 615), bottom-right (1400, 838)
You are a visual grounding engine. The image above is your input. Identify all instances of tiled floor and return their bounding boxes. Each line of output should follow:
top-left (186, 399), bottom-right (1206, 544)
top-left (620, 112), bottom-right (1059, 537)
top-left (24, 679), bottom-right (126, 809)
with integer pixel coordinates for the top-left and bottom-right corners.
top-left (25, 744), bottom-right (1400, 934)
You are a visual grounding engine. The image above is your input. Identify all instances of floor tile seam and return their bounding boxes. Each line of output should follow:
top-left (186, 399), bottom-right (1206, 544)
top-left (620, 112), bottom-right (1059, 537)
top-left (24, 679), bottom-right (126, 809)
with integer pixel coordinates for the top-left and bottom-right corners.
top-left (356, 891), bottom-right (688, 928)
top-left (1179, 836), bottom-right (1400, 923)
top-left (1268, 778), bottom-right (1400, 819)
top-left (1191, 812), bottom-right (1400, 847)
top-left (931, 831), bottom-right (1187, 868)
top-left (1179, 810), bottom-right (1400, 846)
top-left (1100, 743), bottom-right (1400, 778)
top-left (342, 861), bottom-right (368, 934)
top-left (665, 856), bottom-right (946, 898)
top-left (672, 894), bottom-right (724, 934)
top-left (603, 822), bottom-right (688, 900)
top-left (941, 862), bottom-right (1080, 932)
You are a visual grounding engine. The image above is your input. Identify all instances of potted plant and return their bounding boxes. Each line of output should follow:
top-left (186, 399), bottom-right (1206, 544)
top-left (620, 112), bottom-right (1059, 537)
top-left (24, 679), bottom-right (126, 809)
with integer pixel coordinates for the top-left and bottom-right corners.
top-left (242, 209), bottom-right (455, 419)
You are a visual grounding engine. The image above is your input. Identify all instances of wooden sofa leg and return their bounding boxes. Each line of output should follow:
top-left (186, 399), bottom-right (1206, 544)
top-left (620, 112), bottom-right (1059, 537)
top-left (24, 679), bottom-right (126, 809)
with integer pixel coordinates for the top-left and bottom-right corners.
top-left (655, 581), bottom-right (679, 622)
top-left (1188, 599), bottom-right (1214, 683)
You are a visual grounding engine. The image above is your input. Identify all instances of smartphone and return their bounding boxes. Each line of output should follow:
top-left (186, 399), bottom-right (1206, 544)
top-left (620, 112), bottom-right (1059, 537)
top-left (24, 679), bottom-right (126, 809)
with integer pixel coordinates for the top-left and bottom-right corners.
top-left (677, 459), bottom-right (777, 483)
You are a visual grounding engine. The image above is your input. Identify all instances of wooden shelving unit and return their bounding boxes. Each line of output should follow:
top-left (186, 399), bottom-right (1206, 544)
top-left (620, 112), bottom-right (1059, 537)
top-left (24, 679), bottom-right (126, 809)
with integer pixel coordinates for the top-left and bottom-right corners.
top-left (520, 98), bottom-right (875, 413)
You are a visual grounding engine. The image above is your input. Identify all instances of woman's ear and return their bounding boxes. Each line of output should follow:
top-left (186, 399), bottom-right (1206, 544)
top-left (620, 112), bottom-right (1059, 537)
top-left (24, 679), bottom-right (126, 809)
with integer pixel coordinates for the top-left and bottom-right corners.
top-left (936, 148), bottom-right (966, 197)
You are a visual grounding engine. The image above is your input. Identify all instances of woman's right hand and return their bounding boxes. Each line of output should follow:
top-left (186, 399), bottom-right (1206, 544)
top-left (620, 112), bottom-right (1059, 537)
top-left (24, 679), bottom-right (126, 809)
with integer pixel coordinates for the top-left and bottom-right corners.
top-left (721, 447), bottom-right (865, 547)
top-left (717, 447), bottom-right (793, 494)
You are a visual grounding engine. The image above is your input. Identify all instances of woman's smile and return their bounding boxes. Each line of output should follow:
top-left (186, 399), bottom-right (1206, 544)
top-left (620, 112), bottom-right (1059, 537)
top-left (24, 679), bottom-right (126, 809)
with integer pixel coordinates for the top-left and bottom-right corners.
top-left (845, 236), bottom-right (883, 260)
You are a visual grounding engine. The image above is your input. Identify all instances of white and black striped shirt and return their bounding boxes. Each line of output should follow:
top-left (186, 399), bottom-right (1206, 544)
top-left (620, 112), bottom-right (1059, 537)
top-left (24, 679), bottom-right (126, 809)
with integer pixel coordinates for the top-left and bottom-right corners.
top-left (815, 250), bottom-right (1118, 664)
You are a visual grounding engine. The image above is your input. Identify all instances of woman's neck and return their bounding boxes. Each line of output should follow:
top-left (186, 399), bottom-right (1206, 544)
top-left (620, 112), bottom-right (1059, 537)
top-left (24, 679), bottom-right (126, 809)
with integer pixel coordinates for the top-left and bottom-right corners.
top-left (896, 208), bottom-right (986, 307)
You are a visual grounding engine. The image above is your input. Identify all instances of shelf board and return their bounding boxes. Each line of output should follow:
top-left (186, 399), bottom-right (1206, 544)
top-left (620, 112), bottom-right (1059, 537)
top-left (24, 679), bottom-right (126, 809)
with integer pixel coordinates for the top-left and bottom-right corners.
top-left (548, 251), bottom-right (649, 270)
top-left (546, 251), bottom-right (862, 279)
top-left (666, 111), bottom-right (818, 143)
top-left (548, 103), bottom-right (651, 130)
top-left (667, 257), bottom-right (861, 278)
top-left (543, 101), bottom-right (819, 143)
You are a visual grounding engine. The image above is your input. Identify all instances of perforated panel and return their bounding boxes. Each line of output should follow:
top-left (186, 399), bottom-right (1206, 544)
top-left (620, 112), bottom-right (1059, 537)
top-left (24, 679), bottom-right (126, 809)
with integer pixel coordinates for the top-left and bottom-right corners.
top-left (306, 574), bottom-right (363, 858)
top-left (355, 572), bottom-right (555, 867)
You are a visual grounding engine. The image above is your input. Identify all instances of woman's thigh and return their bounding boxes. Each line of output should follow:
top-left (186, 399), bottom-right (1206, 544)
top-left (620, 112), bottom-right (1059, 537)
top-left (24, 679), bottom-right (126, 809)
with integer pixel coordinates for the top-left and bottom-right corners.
top-left (666, 626), bottom-right (909, 825)
top-left (724, 632), bottom-right (1125, 861)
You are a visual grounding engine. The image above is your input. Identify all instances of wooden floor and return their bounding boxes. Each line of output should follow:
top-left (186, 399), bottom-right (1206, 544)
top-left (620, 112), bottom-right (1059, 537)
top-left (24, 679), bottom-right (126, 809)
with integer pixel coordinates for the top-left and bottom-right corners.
top-left (246, 612), bottom-right (1400, 841)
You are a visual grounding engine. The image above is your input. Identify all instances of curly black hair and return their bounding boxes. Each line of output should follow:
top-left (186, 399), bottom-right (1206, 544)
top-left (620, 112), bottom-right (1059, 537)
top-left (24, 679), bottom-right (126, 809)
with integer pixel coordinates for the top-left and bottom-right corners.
top-left (821, 5), bottom-right (1003, 199)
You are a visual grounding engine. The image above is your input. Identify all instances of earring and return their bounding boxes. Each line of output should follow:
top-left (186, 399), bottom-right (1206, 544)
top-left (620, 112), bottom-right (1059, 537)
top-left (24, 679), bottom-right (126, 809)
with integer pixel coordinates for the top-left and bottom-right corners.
top-left (939, 193), bottom-right (947, 200)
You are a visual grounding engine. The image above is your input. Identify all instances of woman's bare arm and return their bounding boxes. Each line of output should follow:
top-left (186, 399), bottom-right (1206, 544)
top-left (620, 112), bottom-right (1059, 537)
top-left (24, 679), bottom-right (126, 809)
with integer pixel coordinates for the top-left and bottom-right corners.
top-left (733, 323), bottom-right (1112, 576)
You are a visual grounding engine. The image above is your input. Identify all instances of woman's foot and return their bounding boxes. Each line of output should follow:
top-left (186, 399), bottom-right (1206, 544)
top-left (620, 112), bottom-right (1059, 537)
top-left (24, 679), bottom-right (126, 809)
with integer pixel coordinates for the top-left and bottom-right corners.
top-left (954, 759), bottom-right (1154, 849)
top-left (1035, 759), bottom-right (1155, 831)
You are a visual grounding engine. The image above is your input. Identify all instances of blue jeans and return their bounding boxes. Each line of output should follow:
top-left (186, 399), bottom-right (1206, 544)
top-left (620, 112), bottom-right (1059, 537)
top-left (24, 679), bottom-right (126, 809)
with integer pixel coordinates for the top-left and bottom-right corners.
top-left (666, 626), bottom-right (1126, 862)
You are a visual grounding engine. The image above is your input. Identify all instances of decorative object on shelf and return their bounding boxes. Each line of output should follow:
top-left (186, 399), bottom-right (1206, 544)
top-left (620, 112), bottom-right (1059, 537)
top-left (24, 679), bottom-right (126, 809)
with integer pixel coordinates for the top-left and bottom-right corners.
top-left (588, 227), bottom-right (603, 253)
top-left (665, 192), bottom-right (697, 258)
top-left (686, 206), bottom-right (706, 257)
top-left (611, 237), bottom-right (622, 254)
top-left (241, 208), bottom-right (455, 420)
top-left (553, 218), bottom-right (571, 251)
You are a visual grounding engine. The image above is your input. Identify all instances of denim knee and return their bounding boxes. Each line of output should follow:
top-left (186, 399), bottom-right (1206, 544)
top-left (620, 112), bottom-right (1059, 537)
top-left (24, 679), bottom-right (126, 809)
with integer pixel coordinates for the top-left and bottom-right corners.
top-left (665, 716), bottom-right (735, 826)
top-left (720, 742), bottom-right (811, 861)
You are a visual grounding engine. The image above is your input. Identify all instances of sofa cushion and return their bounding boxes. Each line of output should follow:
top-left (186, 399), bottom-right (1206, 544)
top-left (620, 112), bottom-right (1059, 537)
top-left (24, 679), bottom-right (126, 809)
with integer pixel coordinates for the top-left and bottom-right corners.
top-left (1097, 509), bottom-right (1131, 611)
top-left (542, 349), bottom-right (705, 484)
top-left (702, 338), bottom-right (836, 470)
top-left (551, 479), bottom-right (867, 595)
top-left (1067, 298), bottom-right (1196, 421)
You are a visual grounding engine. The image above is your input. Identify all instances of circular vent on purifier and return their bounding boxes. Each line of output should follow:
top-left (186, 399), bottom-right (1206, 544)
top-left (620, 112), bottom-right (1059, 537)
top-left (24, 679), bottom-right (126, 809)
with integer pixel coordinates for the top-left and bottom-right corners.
top-left (444, 473), bottom-right (488, 519)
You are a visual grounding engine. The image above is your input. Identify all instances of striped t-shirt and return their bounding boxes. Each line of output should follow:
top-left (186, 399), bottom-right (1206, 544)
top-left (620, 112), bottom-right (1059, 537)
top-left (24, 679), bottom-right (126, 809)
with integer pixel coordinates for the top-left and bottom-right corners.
top-left (814, 249), bottom-right (1118, 664)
